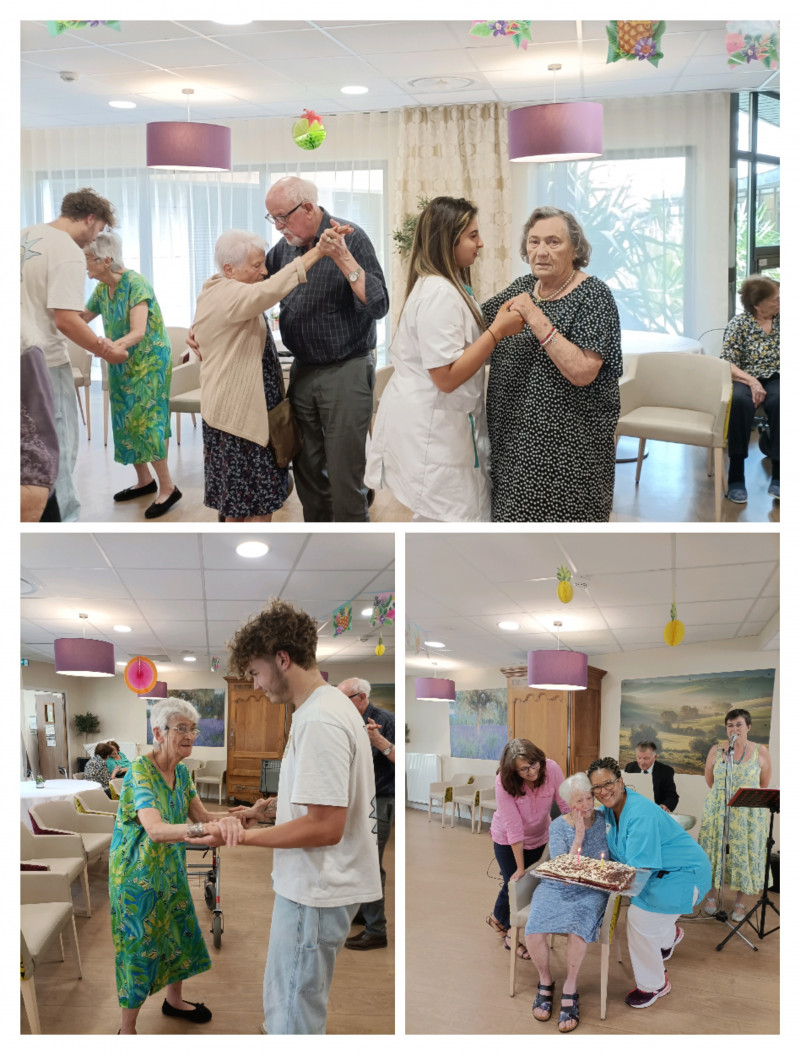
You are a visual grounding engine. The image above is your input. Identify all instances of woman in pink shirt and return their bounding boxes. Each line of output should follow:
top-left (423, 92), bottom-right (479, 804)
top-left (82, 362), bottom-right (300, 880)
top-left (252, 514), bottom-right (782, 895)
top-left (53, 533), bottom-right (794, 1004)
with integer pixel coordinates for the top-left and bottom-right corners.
top-left (487, 738), bottom-right (568, 957)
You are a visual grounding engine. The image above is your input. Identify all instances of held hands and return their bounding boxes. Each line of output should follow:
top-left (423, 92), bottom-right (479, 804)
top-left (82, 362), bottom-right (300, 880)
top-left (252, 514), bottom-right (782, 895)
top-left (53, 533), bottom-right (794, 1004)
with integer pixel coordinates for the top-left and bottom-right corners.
top-left (365, 718), bottom-right (387, 750)
top-left (491, 300), bottom-right (526, 340)
top-left (229, 797), bottom-right (277, 828)
top-left (318, 219), bottom-right (355, 259)
top-left (185, 814), bottom-right (245, 847)
top-left (505, 293), bottom-right (551, 335)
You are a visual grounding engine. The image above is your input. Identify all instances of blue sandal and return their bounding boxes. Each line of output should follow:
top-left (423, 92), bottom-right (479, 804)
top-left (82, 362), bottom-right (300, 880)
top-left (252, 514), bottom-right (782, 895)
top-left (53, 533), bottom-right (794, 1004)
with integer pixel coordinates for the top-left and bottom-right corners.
top-left (532, 981), bottom-right (555, 1022)
top-left (558, 991), bottom-right (580, 1033)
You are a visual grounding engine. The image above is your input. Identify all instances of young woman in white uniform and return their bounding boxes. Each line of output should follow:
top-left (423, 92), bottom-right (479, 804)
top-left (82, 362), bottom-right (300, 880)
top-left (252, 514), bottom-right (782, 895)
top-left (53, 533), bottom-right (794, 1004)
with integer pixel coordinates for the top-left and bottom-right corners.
top-left (365, 197), bottom-right (523, 521)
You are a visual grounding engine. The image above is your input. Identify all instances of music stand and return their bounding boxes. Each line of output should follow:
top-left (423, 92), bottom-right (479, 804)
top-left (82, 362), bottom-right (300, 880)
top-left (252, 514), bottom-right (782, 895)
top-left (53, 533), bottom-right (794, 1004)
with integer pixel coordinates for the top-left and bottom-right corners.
top-left (716, 786), bottom-right (779, 952)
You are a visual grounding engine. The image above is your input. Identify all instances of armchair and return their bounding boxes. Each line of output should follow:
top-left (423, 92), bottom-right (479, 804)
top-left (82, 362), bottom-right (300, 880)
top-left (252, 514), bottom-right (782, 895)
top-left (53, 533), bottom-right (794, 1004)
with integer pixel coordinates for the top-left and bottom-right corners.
top-left (20, 821), bottom-right (91, 917)
top-left (21, 871), bottom-right (83, 1034)
top-left (27, 800), bottom-right (113, 869)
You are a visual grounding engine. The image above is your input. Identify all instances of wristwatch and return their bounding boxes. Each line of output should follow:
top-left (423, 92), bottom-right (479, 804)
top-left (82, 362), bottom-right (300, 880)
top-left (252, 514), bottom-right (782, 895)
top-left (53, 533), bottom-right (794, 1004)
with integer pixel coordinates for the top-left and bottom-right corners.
top-left (347, 267), bottom-right (362, 283)
top-left (382, 744), bottom-right (392, 757)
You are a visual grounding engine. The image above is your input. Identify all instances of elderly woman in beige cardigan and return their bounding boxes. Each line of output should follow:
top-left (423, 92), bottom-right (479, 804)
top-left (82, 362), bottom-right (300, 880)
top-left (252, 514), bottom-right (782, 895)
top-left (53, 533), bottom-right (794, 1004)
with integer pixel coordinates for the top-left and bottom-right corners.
top-left (193, 226), bottom-right (346, 521)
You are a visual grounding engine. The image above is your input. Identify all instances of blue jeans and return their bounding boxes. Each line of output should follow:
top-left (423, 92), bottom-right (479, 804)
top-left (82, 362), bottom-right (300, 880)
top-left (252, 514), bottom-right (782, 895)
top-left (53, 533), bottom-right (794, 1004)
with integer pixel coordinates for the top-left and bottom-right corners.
top-left (359, 795), bottom-right (395, 936)
top-left (49, 361), bottom-right (80, 521)
top-left (492, 842), bottom-right (546, 931)
top-left (263, 894), bottom-right (359, 1034)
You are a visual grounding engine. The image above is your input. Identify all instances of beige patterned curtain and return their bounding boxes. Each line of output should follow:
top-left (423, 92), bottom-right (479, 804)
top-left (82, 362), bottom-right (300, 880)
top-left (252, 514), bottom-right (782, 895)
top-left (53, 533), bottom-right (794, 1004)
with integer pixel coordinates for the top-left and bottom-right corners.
top-left (390, 102), bottom-right (513, 329)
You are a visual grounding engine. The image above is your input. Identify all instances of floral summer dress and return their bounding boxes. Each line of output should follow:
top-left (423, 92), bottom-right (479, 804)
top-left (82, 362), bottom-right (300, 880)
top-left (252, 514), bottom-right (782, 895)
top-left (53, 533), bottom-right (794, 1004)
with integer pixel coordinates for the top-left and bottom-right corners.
top-left (86, 271), bottom-right (172, 466)
top-left (697, 745), bottom-right (768, 895)
top-left (109, 756), bottom-right (211, 1008)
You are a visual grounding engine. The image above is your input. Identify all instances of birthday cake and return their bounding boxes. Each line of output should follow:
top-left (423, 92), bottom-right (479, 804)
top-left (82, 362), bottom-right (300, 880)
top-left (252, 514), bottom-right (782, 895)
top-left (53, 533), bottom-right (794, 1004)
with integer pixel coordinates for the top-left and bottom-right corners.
top-left (535, 853), bottom-right (635, 892)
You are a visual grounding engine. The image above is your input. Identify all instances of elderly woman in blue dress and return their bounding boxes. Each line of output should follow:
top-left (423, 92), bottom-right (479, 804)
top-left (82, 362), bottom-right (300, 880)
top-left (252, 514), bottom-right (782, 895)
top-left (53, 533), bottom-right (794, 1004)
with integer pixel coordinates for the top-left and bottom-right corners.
top-left (588, 757), bottom-right (711, 1011)
top-left (525, 772), bottom-right (609, 1033)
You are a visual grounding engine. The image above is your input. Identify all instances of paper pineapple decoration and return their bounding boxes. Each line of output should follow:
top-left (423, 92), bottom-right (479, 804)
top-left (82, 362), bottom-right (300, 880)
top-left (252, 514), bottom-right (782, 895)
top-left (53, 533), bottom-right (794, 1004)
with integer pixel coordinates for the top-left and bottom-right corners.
top-left (556, 565), bottom-right (574, 604)
top-left (607, 21), bottom-right (665, 67)
top-left (663, 602), bottom-right (685, 647)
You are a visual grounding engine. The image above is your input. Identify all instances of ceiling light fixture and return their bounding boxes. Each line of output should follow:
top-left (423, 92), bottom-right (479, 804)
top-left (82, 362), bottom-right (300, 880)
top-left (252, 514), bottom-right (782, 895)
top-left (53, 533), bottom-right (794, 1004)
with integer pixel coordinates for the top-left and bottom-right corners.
top-left (423, 640), bottom-right (445, 649)
top-left (236, 540), bottom-right (269, 558)
top-left (138, 681), bottom-right (168, 701)
top-left (113, 624), bottom-right (132, 633)
top-left (146, 88), bottom-right (231, 172)
top-left (414, 677), bottom-right (456, 702)
top-left (53, 613), bottom-right (115, 678)
top-left (509, 64), bottom-right (603, 163)
top-left (183, 656), bottom-right (197, 663)
top-left (498, 621), bottom-right (520, 631)
top-left (408, 75), bottom-right (475, 92)
top-left (361, 607), bottom-right (374, 617)
top-left (109, 100), bottom-right (136, 109)
top-left (527, 620), bottom-right (588, 690)
top-left (341, 85), bottom-right (369, 95)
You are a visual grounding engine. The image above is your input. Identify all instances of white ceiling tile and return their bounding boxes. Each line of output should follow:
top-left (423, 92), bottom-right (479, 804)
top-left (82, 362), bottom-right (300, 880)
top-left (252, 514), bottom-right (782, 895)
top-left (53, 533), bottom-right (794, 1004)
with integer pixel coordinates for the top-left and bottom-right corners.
top-left (116, 568), bottom-right (205, 599)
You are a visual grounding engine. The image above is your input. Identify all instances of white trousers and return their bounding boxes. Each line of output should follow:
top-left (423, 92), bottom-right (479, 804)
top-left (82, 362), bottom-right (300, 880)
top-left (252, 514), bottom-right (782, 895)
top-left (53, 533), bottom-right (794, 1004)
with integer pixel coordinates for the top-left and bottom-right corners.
top-left (626, 886), bottom-right (698, 992)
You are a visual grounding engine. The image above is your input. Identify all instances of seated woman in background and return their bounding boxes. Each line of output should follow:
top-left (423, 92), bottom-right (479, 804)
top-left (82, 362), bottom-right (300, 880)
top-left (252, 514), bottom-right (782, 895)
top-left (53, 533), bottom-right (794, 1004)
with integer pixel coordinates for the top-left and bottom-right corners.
top-left (83, 232), bottom-right (180, 519)
top-left (525, 772), bottom-right (609, 1033)
top-left (106, 740), bottom-right (131, 779)
top-left (365, 196), bottom-right (524, 521)
top-left (721, 275), bottom-right (780, 503)
top-left (83, 742), bottom-right (115, 795)
top-left (192, 227), bottom-right (344, 522)
top-left (486, 739), bottom-right (568, 953)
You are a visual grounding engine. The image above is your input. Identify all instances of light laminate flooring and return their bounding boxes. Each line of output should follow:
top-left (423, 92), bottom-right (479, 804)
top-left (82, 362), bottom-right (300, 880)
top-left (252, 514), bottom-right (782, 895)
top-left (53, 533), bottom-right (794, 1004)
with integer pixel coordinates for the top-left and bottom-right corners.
top-left (21, 801), bottom-right (395, 1035)
top-left (405, 807), bottom-right (779, 1035)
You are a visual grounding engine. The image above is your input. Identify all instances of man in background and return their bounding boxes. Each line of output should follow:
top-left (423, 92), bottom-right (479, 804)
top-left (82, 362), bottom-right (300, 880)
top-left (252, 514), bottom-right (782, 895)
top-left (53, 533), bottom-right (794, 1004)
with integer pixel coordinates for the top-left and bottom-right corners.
top-left (625, 741), bottom-right (679, 812)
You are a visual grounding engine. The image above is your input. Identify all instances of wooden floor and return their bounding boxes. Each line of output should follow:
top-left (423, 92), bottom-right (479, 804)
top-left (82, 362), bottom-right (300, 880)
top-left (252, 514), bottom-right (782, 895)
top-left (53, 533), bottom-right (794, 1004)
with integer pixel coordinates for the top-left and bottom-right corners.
top-left (69, 386), bottom-right (776, 523)
top-left (21, 797), bottom-right (395, 1035)
top-left (405, 808), bottom-right (779, 1035)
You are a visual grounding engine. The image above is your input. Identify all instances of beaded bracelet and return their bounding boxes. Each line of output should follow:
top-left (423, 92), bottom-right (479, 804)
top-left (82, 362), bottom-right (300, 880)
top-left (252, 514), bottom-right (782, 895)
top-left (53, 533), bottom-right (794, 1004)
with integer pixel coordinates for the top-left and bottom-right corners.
top-left (540, 327), bottom-right (557, 348)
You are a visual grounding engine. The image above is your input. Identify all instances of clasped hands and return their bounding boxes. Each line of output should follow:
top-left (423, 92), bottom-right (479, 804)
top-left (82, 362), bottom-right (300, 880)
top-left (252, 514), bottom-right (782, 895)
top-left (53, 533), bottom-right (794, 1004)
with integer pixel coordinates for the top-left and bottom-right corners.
top-left (184, 796), bottom-right (277, 847)
top-left (317, 218), bottom-right (354, 259)
top-left (95, 336), bottom-right (129, 365)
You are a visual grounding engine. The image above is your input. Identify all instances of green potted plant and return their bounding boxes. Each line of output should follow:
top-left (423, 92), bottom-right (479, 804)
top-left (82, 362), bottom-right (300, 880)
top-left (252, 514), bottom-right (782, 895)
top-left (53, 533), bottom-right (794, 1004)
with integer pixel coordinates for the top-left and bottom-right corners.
top-left (391, 195), bottom-right (430, 255)
top-left (72, 711), bottom-right (101, 736)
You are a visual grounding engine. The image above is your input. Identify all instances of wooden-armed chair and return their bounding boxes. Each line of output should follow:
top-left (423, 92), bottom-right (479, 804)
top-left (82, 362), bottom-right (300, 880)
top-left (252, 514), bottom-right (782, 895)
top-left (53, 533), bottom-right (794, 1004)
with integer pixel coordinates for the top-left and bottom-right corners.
top-left (451, 775), bottom-right (497, 833)
top-left (428, 773), bottom-right (474, 828)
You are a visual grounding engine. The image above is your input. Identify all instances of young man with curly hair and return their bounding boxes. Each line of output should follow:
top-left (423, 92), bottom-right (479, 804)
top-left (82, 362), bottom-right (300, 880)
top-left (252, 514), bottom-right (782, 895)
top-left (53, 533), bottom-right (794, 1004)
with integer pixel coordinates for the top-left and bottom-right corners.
top-left (201, 599), bottom-right (380, 1034)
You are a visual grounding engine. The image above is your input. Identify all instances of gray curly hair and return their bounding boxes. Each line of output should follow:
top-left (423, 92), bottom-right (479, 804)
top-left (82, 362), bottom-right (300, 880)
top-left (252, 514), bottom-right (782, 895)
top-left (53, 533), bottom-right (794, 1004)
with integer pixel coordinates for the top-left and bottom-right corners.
top-left (149, 697), bottom-right (199, 749)
top-left (519, 205), bottom-right (592, 268)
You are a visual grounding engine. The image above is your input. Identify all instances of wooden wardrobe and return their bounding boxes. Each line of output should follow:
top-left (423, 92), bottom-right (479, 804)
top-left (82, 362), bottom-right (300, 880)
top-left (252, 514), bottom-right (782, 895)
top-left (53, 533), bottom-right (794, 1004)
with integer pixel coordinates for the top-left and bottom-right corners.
top-left (224, 676), bottom-right (288, 804)
top-left (501, 664), bottom-right (606, 776)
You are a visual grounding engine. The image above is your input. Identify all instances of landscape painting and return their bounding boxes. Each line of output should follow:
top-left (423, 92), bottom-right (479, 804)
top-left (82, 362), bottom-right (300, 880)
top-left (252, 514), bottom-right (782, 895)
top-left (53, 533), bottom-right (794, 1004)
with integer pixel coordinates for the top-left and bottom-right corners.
top-left (146, 688), bottom-right (225, 747)
top-left (450, 688), bottom-right (507, 760)
top-left (619, 668), bottom-right (775, 775)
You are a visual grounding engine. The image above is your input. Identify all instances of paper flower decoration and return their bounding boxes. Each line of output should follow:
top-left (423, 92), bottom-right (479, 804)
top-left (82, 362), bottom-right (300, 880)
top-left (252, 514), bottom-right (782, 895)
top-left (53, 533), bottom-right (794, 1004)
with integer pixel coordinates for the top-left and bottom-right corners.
top-left (556, 565), bottom-right (574, 604)
top-left (375, 633), bottom-right (386, 657)
top-left (606, 21), bottom-right (665, 67)
top-left (333, 602), bottom-right (352, 636)
top-left (725, 22), bottom-right (779, 70)
top-left (124, 656), bottom-right (158, 694)
top-left (663, 603), bottom-right (685, 647)
top-left (371, 592), bottom-right (395, 627)
top-left (48, 21), bottom-right (120, 36)
top-left (470, 20), bottom-right (533, 50)
top-left (292, 109), bottom-right (327, 151)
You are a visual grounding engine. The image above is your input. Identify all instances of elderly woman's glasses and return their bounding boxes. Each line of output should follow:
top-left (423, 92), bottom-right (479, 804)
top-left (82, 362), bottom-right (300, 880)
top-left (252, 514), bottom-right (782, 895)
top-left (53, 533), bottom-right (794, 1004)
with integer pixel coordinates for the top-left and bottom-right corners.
top-left (265, 201), bottom-right (307, 226)
top-left (590, 778), bottom-right (619, 794)
top-left (167, 724), bottom-right (199, 737)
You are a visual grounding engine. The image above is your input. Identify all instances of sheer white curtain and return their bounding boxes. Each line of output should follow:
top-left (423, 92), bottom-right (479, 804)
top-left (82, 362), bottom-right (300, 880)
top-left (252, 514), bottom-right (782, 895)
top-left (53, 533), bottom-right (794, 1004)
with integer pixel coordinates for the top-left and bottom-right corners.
top-left (21, 112), bottom-right (392, 355)
top-left (513, 91), bottom-right (732, 345)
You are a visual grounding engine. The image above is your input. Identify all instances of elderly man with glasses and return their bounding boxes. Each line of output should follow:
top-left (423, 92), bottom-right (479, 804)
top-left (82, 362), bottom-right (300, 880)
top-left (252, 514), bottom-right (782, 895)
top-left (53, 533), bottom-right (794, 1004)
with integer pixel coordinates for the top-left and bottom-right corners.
top-left (263, 175), bottom-right (389, 522)
top-left (337, 677), bottom-right (395, 950)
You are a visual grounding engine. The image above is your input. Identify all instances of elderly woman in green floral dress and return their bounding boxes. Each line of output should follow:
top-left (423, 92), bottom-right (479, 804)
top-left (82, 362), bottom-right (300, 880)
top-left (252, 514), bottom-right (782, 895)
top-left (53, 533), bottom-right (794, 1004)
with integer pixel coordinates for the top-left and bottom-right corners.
top-left (82, 232), bottom-right (181, 519)
top-left (110, 698), bottom-right (244, 1034)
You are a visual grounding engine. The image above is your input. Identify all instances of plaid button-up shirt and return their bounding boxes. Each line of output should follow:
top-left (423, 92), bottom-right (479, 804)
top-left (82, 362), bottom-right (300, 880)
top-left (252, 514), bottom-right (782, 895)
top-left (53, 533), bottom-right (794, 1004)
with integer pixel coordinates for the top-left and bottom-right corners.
top-left (265, 208), bottom-right (389, 366)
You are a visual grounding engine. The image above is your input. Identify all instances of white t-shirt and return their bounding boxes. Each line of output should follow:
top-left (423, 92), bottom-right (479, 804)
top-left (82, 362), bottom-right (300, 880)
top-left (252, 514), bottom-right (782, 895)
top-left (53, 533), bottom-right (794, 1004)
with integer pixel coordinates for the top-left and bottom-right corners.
top-left (21, 223), bottom-right (87, 367)
top-left (272, 684), bottom-right (382, 908)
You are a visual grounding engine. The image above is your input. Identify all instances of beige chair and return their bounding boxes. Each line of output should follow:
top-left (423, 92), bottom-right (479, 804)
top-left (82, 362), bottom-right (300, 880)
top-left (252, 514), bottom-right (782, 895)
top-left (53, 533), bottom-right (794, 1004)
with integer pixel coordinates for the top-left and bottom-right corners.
top-left (21, 871), bottom-right (83, 1034)
top-left (194, 760), bottom-right (227, 804)
top-left (109, 778), bottom-right (125, 798)
top-left (507, 856), bottom-right (631, 1018)
top-left (169, 355), bottom-right (201, 444)
top-left (27, 800), bottom-right (113, 869)
top-left (74, 787), bottom-right (119, 816)
top-left (615, 352), bottom-right (732, 521)
top-left (451, 774), bottom-right (497, 833)
top-left (68, 340), bottom-right (93, 439)
top-left (428, 773), bottom-right (474, 828)
top-left (20, 822), bottom-right (92, 917)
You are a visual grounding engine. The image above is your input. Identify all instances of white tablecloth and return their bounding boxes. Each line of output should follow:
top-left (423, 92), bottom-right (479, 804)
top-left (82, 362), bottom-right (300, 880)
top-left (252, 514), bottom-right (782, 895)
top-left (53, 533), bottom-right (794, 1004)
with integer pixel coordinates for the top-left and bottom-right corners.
top-left (21, 778), bottom-right (102, 829)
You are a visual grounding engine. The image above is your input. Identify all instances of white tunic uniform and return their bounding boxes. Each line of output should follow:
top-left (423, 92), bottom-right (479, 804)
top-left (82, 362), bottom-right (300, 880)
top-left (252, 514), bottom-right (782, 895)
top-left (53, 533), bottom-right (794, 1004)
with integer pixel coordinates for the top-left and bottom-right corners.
top-left (365, 275), bottom-right (491, 522)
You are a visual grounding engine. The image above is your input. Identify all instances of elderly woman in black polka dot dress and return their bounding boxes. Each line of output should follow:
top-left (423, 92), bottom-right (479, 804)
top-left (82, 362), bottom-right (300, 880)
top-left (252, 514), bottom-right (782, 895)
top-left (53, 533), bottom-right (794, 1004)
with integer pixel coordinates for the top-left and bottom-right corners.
top-left (482, 207), bottom-right (622, 522)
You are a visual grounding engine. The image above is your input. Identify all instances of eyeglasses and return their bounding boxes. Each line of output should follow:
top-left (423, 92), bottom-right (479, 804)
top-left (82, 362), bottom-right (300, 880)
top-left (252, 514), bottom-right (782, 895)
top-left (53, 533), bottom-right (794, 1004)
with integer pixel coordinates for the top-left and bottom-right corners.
top-left (265, 201), bottom-right (307, 226)
top-left (347, 692), bottom-right (364, 700)
top-left (518, 762), bottom-right (540, 775)
top-left (167, 724), bottom-right (199, 737)
top-left (590, 778), bottom-right (619, 794)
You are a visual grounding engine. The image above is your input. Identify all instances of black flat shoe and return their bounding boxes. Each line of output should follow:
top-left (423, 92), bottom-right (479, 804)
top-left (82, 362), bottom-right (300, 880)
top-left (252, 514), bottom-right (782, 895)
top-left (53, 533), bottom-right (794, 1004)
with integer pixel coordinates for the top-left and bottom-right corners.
top-left (114, 480), bottom-right (157, 502)
top-left (161, 998), bottom-right (212, 1023)
top-left (144, 487), bottom-right (182, 519)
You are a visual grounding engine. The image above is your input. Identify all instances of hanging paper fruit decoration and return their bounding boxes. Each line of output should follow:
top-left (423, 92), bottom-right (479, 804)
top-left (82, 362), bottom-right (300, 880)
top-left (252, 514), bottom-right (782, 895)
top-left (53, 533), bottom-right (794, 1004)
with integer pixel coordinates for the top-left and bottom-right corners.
top-left (663, 602), bottom-right (685, 647)
top-left (375, 633), bottom-right (386, 657)
top-left (124, 655), bottom-right (158, 694)
top-left (469, 20), bottom-right (533, 50)
top-left (292, 109), bottom-right (327, 151)
top-left (556, 565), bottom-right (574, 604)
top-left (606, 21), bottom-right (665, 67)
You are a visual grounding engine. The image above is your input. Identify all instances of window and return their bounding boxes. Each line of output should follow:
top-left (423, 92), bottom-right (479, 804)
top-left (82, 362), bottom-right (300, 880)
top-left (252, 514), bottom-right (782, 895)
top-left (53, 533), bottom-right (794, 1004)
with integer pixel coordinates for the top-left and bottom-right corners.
top-left (733, 91), bottom-right (780, 302)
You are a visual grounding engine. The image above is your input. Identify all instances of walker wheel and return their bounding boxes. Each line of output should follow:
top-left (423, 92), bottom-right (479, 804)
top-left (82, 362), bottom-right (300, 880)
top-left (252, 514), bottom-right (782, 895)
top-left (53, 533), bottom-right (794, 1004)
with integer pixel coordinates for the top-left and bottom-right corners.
top-left (758, 431), bottom-right (770, 456)
top-left (212, 913), bottom-right (222, 948)
top-left (204, 882), bottom-right (215, 910)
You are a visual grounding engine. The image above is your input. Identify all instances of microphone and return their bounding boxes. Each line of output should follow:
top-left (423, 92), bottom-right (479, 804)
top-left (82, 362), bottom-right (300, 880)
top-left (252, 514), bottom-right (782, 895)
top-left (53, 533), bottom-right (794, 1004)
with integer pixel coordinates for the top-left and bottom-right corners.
top-left (729, 733), bottom-right (738, 746)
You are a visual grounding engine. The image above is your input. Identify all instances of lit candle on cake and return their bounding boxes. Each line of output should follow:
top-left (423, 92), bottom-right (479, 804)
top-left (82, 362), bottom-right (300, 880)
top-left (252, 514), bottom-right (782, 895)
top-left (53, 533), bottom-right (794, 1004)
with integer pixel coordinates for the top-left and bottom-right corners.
top-left (601, 852), bottom-right (605, 871)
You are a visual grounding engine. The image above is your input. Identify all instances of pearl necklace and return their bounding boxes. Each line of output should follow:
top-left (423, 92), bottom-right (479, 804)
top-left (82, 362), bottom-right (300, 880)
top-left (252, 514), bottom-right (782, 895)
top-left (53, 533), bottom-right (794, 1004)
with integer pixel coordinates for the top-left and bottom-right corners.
top-left (534, 269), bottom-right (575, 302)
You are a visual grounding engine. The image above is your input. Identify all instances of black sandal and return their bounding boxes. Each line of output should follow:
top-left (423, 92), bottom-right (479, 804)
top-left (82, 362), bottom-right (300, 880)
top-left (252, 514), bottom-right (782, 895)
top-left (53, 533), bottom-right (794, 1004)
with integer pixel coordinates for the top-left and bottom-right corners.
top-left (558, 991), bottom-right (580, 1033)
top-left (532, 981), bottom-right (555, 1022)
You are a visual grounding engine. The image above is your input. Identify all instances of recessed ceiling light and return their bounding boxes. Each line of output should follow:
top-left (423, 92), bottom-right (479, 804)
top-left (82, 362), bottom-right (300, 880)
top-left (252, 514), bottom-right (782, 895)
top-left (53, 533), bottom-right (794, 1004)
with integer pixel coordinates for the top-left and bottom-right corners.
top-left (183, 656), bottom-right (197, 663)
top-left (498, 621), bottom-right (520, 631)
top-left (424, 640), bottom-right (445, 649)
top-left (341, 85), bottom-right (369, 95)
top-left (236, 541), bottom-right (269, 558)
top-left (116, 660), bottom-right (126, 667)
top-left (109, 100), bottom-right (136, 109)
top-left (113, 625), bottom-right (132, 633)
top-left (360, 607), bottom-right (373, 617)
